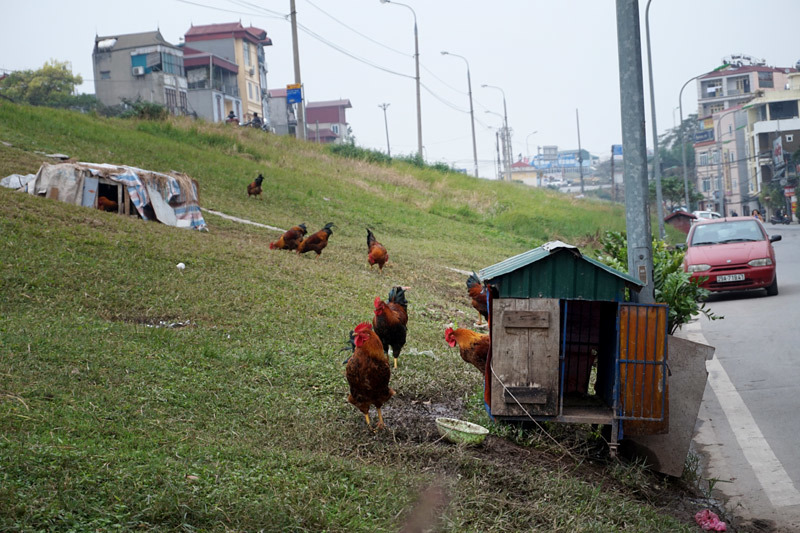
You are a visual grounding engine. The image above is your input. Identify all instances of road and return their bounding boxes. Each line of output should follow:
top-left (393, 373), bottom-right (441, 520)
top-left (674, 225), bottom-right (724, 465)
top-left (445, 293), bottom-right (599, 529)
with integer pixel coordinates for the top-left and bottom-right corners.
top-left (689, 222), bottom-right (800, 532)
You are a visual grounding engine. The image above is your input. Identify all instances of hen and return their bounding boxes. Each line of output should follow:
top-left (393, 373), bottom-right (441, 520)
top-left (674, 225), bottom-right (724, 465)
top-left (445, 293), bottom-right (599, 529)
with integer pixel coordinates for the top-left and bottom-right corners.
top-left (270, 223), bottom-right (307, 250)
top-left (366, 228), bottom-right (389, 272)
top-left (297, 222), bottom-right (335, 257)
top-left (466, 271), bottom-right (498, 326)
top-left (445, 327), bottom-right (490, 375)
top-left (373, 286), bottom-right (408, 369)
top-left (247, 173), bottom-right (265, 199)
top-left (345, 322), bottom-right (395, 431)
top-left (96, 196), bottom-right (118, 212)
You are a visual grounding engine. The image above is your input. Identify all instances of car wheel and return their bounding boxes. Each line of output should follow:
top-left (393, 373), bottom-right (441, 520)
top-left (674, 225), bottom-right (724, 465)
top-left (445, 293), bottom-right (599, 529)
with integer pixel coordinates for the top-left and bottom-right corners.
top-left (766, 276), bottom-right (779, 296)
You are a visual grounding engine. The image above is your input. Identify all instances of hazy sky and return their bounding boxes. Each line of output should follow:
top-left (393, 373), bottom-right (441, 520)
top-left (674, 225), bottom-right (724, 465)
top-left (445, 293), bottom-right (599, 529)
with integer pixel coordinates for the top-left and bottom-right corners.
top-left (2, 1), bottom-right (798, 178)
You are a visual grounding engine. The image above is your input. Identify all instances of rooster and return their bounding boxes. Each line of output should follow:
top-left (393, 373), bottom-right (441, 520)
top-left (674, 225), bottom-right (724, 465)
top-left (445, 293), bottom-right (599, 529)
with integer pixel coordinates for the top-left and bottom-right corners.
top-left (247, 173), bottom-right (265, 199)
top-left (270, 223), bottom-right (307, 250)
top-left (366, 228), bottom-right (389, 272)
top-left (466, 271), bottom-right (498, 326)
top-left (345, 322), bottom-right (395, 431)
top-left (97, 196), bottom-right (118, 212)
top-left (297, 222), bottom-right (335, 257)
top-left (373, 286), bottom-right (408, 369)
top-left (444, 327), bottom-right (490, 375)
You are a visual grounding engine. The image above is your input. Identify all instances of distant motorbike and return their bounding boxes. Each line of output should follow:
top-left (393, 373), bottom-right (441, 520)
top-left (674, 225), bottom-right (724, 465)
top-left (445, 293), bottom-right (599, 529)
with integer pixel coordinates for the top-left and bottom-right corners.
top-left (769, 213), bottom-right (791, 225)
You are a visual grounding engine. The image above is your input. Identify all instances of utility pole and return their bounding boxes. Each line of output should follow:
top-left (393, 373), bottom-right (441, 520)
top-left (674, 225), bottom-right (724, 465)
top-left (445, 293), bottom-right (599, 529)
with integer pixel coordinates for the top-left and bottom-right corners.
top-left (645, 0), bottom-right (665, 238)
top-left (611, 145), bottom-right (616, 202)
top-left (379, 103), bottom-right (391, 157)
top-left (495, 130), bottom-right (501, 180)
top-left (615, 0), bottom-right (654, 303)
top-left (290, 0), bottom-right (305, 140)
top-left (576, 109), bottom-right (585, 194)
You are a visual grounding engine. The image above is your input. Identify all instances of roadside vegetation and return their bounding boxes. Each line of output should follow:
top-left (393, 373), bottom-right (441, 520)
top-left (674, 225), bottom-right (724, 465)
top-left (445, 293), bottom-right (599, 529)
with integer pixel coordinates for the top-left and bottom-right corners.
top-left (1, 102), bottom-right (710, 531)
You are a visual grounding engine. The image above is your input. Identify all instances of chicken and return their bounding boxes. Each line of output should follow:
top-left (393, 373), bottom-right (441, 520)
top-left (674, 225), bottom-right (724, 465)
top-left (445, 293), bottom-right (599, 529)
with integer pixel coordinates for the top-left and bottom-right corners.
top-left (296, 222), bottom-right (335, 257)
top-left (444, 327), bottom-right (490, 375)
top-left (345, 322), bottom-right (395, 431)
top-left (270, 223), bottom-right (307, 250)
top-left (372, 286), bottom-right (408, 369)
top-left (247, 173), bottom-right (265, 199)
top-left (466, 271), bottom-right (498, 326)
top-left (96, 196), bottom-right (118, 212)
top-left (366, 228), bottom-right (389, 272)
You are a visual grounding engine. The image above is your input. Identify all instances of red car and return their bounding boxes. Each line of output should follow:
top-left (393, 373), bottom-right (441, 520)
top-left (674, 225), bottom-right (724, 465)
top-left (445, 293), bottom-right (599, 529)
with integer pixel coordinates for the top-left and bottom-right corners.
top-left (681, 217), bottom-right (781, 295)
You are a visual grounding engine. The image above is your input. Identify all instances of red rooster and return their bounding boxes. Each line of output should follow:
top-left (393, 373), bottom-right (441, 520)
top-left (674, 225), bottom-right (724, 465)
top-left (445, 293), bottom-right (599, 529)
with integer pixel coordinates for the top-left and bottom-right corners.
top-left (270, 223), bottom-right (307, 250)
top-left (296, 222), bottom-right (335, 257)
top-left (345, 322), bottom-right (395, 431)
top-left (366, 228), bottom-right (389, 272)
top-left (466, 271), bottom-right (498, 326)
top-left (247, 173), bottom-right (265, 199)
top-left (97, 196), bottom-right (118, 212)
top-left (445, 327), bottom-right (490, 375)
top-left (373, 286), bottom-right (408, 369)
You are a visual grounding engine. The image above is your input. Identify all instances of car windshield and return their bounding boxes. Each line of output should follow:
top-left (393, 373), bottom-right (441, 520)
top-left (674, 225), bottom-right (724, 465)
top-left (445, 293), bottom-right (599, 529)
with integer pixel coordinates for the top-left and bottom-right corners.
top-left (690, 220), bottom-right (764, 246)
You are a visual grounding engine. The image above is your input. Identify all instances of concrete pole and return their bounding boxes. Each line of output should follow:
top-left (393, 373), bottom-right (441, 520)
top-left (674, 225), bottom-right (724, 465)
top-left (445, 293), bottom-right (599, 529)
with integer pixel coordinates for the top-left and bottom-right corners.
top-left (678, 76), bottom-right (696, 211)
top-left (576, 109), bottom-right (585, 194)
top-left (616, 0), bottom-right (654, 303)
top-left (290, 0), bottom-right (305, 140)
top-left (645, 0), bottom-right (665, 239)
top-left (379, 103), bottom-right (391, 156)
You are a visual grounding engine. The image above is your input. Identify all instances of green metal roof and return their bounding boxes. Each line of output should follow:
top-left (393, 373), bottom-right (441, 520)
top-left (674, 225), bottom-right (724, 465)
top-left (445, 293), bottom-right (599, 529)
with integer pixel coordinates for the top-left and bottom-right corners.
top-left (478, 241), bottom-right (643, 301)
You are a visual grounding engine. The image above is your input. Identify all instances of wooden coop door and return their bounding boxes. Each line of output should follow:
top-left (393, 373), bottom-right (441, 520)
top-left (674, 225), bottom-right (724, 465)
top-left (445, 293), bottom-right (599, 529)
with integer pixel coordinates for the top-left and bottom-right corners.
top-left (617, 303), bottom-right (669, 435)
top-left (490, 298), bottom-right (560, 417)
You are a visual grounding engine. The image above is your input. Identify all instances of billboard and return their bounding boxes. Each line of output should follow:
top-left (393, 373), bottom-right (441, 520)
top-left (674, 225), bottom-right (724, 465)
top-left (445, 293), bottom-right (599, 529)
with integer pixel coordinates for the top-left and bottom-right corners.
top-left (773, 135), bottom-right (784, 169)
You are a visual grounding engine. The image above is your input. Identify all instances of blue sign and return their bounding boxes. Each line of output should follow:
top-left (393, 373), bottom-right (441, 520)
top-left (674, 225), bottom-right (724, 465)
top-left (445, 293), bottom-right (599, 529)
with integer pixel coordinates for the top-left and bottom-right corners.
top-left (287, 88), bottom-right (302, 104)
top-left (695, 129), bottom-right (714, 143)
top-left (612, 144), bottom-right (623, 156)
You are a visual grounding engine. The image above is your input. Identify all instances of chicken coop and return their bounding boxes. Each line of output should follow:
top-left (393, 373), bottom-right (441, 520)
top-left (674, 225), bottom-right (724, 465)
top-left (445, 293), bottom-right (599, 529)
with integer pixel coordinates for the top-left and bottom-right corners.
top-left (478, 241), bottom-right (670, 455)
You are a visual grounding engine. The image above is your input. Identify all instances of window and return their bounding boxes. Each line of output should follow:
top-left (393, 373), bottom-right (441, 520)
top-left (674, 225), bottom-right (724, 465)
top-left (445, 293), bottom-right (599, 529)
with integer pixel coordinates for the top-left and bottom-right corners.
top-left (699, 152), bottom-right (709, 166)
top-left (179, 91), bottom-right (187, 113)
top-left (787, 134), bottom-right (794, 143)
top-left (161, 52), bottom-right (183, 76)
top-left (331, 124), bottom-right (340, 134)
top-left (728, 151), bottom-right (735, 163)
top-left (708, 103), bottom-right (724, 114)
top-left (243, 41), bottom-right (252, 67)
top-left (711, 150), bottom-right (720, 165)
top-left (702, 178), bottom-right (711, 192)
top-left (100, 71), bottom-right (111, 79)
top-left (165, 87), bottom-right (177, 110)
top-left (758, 71), bottom-right (774, 88)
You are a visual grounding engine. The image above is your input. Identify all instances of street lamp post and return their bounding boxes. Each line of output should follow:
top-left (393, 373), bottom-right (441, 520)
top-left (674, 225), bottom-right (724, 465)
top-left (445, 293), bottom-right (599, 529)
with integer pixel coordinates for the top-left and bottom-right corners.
top-left (678, 75), bottom-right (700, 212)
top-left (380, 0), bottom-right (422, 160)
top-left (482, 84), bottom-right (511, 180)
top-left (525, 131), bottom-right (538, 159)
top-left (645, 0), bottom-right (665, 239)
top-left (441, 51), bottom-right (478, 178)
top-left (378, 103), bottom-right (391, 157)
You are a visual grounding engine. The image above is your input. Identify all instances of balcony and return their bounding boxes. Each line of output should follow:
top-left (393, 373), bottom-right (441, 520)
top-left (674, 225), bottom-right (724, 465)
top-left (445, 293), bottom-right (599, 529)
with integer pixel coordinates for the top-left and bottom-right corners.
top-left (187, 79), bottom-right (239, 97)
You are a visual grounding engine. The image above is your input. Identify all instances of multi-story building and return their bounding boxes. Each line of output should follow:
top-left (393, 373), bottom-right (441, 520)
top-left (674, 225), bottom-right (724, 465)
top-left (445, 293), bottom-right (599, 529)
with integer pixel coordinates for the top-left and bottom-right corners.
top-left (182, 45), bottom-right (242, 123)
top-left (184, 22), bottom-right (272, 125)
top-left (305, 100), bottom-right (352, 144)
top-left (267, 88), bottom-right (297, 136)
top-left (692, 56), bottom-right (797, 215)
top-left (93, 30), bottom-right (188, 114)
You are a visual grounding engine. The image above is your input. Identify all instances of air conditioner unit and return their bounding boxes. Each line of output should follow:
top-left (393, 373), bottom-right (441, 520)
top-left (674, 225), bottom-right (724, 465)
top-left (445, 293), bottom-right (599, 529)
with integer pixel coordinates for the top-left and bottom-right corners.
top-left (248, 67), bottom-right (255, 76)
top-left (132, 66), bottom-right (145, 76)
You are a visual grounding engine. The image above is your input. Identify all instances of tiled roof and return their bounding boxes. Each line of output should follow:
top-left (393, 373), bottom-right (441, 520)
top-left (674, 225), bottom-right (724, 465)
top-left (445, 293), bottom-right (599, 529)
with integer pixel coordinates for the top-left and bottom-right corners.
top-left (185, 22), bottom-right (272, 46)
top-left (182, 45), bottom-right (239, 72)
top-left (306, 99), bottom-right (352, 109)
top-left (95, 30), bottom-right (179, 51)
top-left (700, 64), bottom-right (796, 80)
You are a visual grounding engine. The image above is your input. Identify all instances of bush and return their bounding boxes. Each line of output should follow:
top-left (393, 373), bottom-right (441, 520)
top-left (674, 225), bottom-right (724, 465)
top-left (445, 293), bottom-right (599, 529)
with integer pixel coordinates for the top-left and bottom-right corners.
top-left (594, 231), bottom-right (722, 334)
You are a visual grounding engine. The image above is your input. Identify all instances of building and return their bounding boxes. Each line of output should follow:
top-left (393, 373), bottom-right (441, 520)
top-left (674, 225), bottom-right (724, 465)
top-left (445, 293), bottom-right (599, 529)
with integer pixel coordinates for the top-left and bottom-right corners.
top-left (267, 88), bottom-right (297, 136)
top-left (305, 99), bottom-right (352, 144)
top-left (182, 46), bottom-right (242, 123)
top-left (184, 22), bottom-right (272, 125)
top-left (92, 30), bottom-right (188, 114)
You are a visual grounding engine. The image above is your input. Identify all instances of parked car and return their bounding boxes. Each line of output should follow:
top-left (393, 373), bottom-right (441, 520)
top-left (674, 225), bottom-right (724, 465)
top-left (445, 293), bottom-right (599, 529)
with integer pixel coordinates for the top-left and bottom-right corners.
top-left (691, 210), bottom-right (722, 220)
top-left (681, 217), bottom-right (781, 295)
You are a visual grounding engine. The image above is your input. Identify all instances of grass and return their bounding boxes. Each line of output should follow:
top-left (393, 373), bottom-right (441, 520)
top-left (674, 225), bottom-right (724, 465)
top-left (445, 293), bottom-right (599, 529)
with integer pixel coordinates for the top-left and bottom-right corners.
top-left (0, 103), bottom-right (699, 531)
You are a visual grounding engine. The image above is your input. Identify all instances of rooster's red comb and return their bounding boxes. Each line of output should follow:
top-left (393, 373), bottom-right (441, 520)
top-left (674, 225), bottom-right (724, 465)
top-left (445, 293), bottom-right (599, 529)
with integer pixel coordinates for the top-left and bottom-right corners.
top-left (354, 322), bottom-right (372, 334)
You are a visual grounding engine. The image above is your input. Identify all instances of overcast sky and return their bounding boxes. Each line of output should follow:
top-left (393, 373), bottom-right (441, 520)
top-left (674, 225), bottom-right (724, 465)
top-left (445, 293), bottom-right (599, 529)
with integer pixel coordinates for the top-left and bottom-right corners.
top-left (2, 1), bottom-right (798, 178)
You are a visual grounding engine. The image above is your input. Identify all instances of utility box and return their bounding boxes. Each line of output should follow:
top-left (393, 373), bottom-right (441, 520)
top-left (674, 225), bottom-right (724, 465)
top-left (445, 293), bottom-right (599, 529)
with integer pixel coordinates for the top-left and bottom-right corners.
top-left (479, 241), bottom-right (669, 454)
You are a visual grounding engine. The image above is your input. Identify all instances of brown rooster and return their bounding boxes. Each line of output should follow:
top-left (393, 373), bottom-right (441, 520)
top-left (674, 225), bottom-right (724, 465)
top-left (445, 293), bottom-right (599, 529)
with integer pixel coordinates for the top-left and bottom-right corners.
top-left (247, 173), bottom-right (265, 199)
top-left (345, 322), bottom-right (395, 431)
top-left (366, 228), bottom-right (389, 272)
top-left (270, 223), bottom-right (307, 250)
top-left (96, 196), bottom-right (118, 212)
top-left (373, 286), bottom-right (408, 369)
top-left (445, 327), bottom-right (490, 375)
top-left (296, 222), bottom-right (335, 257)
top-left (466, 271), bottom-right (498, 326)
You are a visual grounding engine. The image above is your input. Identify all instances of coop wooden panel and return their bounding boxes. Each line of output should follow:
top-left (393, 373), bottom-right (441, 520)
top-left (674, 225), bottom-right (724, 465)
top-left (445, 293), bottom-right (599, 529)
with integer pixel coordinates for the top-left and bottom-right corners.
top-left (490, 298), bottom-right (559, 417)
top-left (618, 303), bottom-right (669, 435)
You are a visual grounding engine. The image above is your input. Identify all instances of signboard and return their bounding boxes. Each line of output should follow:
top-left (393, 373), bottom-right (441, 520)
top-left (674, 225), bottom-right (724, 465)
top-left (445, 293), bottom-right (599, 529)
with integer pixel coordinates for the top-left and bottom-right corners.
top-left (773, 136), bottom-right (784, 169)
top-left (286, 83), bottom-right (301, 89)
top-left (785, 186), bottom-right (795, 198)
top-left (695, 129), bottom-right (714, 143)
top-left (612, 144), bottom-right (623, 156)
top-left (286, 87), bottom-right (302, 104)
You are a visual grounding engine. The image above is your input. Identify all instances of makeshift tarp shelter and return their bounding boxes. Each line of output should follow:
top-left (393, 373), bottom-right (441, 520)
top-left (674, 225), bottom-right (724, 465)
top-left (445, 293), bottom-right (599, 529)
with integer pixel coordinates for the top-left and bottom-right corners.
top-left (25, 162), bottom-right (207, 230)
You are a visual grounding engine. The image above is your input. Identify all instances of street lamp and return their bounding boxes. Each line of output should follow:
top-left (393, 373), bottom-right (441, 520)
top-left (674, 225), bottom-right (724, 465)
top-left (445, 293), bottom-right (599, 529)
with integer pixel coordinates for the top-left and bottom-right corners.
top-left (441, 51), bottom-right (478, 178)
top-left (380, 0), bottom-right (422, 160)
top-left (525, 131), bottom-right (538, 159)
top-left (482, 84), bottom-right (511, 180)
top-left (378, 103), bottom-right (391, 157)
top-left (645, 0), bottom-right (665, 239)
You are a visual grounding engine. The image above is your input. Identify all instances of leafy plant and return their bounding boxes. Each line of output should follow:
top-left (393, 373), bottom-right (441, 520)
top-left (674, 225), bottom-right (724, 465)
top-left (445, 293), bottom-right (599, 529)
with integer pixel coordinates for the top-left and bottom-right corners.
top-left (594, 231), bottom-right (722, 334)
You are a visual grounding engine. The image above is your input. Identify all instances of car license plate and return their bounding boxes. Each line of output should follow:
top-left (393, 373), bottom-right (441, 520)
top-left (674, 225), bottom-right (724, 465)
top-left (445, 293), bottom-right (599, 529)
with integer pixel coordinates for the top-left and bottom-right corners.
top-left (717, 274), bottom-right (745, 283)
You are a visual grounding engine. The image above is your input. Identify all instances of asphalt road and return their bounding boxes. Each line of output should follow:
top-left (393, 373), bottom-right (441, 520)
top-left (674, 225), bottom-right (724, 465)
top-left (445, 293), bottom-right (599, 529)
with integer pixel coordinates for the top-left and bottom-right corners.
top-left (690, 222), bottom-right (800, 532)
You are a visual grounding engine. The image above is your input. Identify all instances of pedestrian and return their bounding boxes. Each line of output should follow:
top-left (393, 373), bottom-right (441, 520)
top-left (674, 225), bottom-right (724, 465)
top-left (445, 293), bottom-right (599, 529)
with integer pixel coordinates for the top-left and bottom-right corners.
top-left (751, 209), bottom-right (763, 222)
top-left (251, 112), bottom-right (263, 128)
top-left (226, 110), bottom-right (237, 123)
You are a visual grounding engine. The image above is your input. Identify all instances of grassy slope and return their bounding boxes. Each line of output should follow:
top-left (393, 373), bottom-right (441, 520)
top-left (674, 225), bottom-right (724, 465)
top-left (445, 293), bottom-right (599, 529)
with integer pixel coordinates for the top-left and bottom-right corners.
top-left (0, 103), bottom-right (694, 532)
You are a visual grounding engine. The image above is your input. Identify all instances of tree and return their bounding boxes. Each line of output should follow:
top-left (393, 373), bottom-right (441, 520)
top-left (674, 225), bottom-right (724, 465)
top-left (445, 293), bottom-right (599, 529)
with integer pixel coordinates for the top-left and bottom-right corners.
top-left (0, 60), bottom-right (84, 108)
top-left (654, 114), bottom-right (698, 177)
top-left (649, 175), bottom-right (703, 211)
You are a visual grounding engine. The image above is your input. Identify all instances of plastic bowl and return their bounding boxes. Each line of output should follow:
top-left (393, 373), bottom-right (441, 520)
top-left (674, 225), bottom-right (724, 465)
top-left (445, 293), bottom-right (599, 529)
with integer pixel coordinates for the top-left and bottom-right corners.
top-left (435, 417), bottom-right (489, 445)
